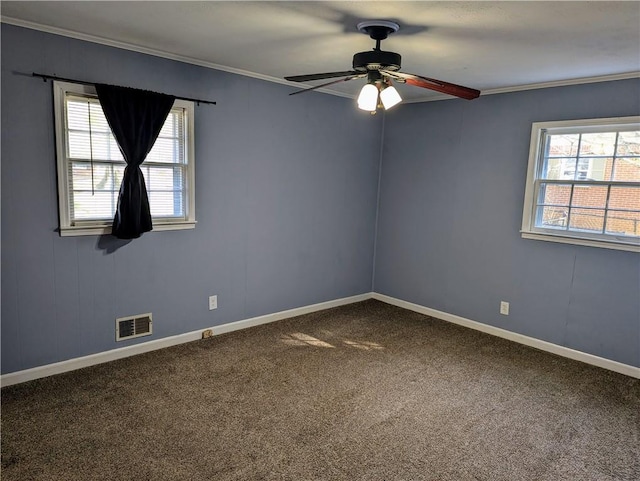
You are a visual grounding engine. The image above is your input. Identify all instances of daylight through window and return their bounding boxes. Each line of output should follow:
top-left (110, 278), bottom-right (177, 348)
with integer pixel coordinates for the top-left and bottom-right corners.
top-left (54, 81), bottom-right (196, 236)
top-left (521, 117), bottom-right (640, 252)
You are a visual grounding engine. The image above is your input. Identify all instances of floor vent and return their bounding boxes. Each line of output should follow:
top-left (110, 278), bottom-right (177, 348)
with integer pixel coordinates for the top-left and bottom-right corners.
top-left (116, 313), bottom-right (152, 341)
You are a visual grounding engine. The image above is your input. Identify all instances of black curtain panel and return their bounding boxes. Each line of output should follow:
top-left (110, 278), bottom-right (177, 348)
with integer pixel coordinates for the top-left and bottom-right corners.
top-left (95, 84), bottom-right (175, 239)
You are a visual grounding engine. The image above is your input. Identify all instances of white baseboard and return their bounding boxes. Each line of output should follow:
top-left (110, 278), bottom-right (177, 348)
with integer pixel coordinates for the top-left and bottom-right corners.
top-left (4, 291), bottom-right (637, 386)
top-left (372, 292), bottom-right (640, 379)
top-left (0, 293), bottom-right (373, 387)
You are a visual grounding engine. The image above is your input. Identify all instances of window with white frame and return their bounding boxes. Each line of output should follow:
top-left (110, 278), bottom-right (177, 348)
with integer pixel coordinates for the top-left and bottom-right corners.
top-left (521, 117), bottom-right (640, 252)
top-left (54, 81), bottom-right (196, 236)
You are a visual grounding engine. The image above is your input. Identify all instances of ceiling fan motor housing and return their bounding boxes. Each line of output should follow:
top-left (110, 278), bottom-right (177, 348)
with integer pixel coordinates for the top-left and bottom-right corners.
top-left (352, 50), bottom-right (402, 72)
top-left (284, 19), bottom-right (480, 101)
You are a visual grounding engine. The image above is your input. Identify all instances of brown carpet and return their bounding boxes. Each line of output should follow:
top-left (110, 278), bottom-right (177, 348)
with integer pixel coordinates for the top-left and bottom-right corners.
top-left (2, 299), bottom-right (639, 480)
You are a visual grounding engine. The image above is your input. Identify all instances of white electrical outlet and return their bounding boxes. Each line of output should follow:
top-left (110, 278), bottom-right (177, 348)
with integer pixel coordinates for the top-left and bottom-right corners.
top-left (500, 301), bottom-right (510, 316)
top-left (208, 295), bottom-right (218, 310)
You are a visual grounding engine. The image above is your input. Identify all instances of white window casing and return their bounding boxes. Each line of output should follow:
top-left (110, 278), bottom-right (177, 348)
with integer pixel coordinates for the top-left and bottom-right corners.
top-left (521, 116), bottom-right (640, 252)
top-left (53, 81), bottom-right (196, 236)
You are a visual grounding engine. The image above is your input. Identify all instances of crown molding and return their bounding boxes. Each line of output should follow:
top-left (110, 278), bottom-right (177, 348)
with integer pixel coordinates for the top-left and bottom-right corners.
top-left (404, 71), bottom-right (640, 103)
top-left (0, 16), bottom-right (353, 99)
top-left (2, 16), bottom-right (638, 103)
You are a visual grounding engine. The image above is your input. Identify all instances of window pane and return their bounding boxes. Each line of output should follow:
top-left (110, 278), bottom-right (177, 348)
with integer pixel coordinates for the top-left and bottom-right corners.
top-left (538, 183), bottom-right (571, 205)
top-left (571, 185), bottom-right (608, 209)
top-left (543, 157), bottom-right (577, 180)
top-left (72, 162), bottom-right (120, 191)
top-left (67, 98), bottom-right (111, 133)
top-left (617, 131), bottom-right (640, 155)
top-left (158, 112), bottom-right (176, 136)
top-left (158, 111), bottom-right (182, 137)
top-left (114, 164), bottom-right (125, 187)
top-left (89, 134), bottom-right (122, 162)
top-left (605, 210), bottom-right (640, 237)
top-left (612, 158), bottom-right (640, 182)
top-left (68, 131), bottom-right (124, 162)
top-left (536, 206), bottom-right (568, 229)
top-left (68, 131), bottom-right (92, 159)
top-left (142, 165), bottom-right (185, 218)
top-left (146, 137), bottom-right (181, 164)
top-left (146, 109), bottom-right (184, 164)
top-left (547, 134), bottom-right (579, 157)
top-left (526, 118), bottom-right (639, 248)
top-left (146, 165), bottom-right (184, 191)
top-left (72, 191), bottom-right (117, 220)
top-left (149, 191), bottom-right (184, 218)
top-left (67, 99), bottom-right (89, 130)
top-left (609, 186), bottom-right (640, 211)
top-left (70, 162), bottom-right (94, 191)
top-left (62, 90), bottom-right (192, 227)
top-left (579, 132), bottom-right (617, 156)
top-left (569, 208), bottom-right (604, 233)
top-left (576, 157), bottom-right (610, 181)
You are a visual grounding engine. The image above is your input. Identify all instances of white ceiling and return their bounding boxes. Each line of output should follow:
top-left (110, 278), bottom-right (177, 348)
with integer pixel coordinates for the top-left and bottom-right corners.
top-left (2, 1), bottom-right (639, 102)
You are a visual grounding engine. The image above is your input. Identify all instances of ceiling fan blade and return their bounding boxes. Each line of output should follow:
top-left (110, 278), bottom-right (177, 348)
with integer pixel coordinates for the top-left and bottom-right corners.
top-left (285, 71), bottom-right (360, 82)
top-left (289, 75), bottom-right (365, 96)
top-left (383, 70), bottom-right (480, 100)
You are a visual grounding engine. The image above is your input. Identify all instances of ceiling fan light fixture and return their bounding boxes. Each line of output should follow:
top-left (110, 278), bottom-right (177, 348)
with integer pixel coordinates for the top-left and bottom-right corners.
top-left (380, 84), bottom-right (402, 110)
top-left (357, 83), bottom-right (379, 111)
top-left (285, 20), bottom-right (481, 106)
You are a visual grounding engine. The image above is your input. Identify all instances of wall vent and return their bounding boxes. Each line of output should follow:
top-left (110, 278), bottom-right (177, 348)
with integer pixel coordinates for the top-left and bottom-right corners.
top-left (116, 313), bottom-right (152, 341)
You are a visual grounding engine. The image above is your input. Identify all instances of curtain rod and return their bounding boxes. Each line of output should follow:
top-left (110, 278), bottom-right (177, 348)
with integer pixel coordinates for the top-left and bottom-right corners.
top-left (32, 72), bottom-right (217, 105)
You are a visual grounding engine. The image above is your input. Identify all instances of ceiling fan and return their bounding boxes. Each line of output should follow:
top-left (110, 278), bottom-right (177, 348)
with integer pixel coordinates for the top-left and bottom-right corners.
top-left (285, 21), bottom-right (481, 112)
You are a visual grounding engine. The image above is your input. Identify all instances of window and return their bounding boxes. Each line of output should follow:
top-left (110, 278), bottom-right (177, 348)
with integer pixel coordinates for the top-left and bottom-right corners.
top-left (521, 117), bottom-right (640, 252)
top-left (54, 81), bottom-right (195, 236)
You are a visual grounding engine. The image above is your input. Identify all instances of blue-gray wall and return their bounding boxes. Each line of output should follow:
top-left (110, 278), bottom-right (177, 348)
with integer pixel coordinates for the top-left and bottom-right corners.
top-left (374, 79), bottom-right (640, 367)
top-left (1, 24), bottom-right (382, 374)
top-left (2, 24), bottom-right (639, 375)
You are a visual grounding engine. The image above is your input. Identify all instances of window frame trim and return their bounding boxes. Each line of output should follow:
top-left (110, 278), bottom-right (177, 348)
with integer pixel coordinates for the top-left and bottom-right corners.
top-left (521, 116), bottom-right (640, 253)
top-left (53, 80), bottom-right (196, 237)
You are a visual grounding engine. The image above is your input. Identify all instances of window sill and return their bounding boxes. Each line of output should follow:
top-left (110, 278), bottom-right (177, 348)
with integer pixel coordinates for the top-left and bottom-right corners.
top-left (59, 221), bottom-right (196, 237)
top-left (521, 231), bottom-right (640, 253)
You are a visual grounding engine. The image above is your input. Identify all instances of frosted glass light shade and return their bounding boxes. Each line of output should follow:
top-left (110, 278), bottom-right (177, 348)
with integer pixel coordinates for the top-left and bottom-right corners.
top-left (380, 85), bottom-right (402, 110)
top-left (357, 84), bottom-right (379, 111)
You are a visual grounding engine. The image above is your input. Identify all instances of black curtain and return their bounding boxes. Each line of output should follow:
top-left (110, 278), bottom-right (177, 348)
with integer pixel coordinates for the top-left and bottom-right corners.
top-left (96, 84), bottom-right (175, 239)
